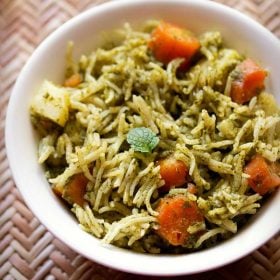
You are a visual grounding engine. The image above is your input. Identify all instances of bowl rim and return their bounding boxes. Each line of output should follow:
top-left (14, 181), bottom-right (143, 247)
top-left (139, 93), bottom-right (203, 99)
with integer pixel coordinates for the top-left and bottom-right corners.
top-left (5, 0), bottom-right (280, 276)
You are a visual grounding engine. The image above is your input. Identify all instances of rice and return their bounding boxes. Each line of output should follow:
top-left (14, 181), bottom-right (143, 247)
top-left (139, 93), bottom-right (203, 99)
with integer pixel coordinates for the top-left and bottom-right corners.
top-left (30, 21), bottom-right (280, 253)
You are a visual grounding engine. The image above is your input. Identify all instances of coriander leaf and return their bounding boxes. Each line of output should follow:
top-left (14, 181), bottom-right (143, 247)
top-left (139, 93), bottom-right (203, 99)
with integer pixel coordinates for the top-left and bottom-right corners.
top-left (127, 127), bottom-right (159, 153)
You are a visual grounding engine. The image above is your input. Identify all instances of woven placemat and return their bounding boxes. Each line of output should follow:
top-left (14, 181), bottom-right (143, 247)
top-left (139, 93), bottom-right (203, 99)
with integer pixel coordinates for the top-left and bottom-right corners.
top-left (1, 0), bottom-right (280, 279)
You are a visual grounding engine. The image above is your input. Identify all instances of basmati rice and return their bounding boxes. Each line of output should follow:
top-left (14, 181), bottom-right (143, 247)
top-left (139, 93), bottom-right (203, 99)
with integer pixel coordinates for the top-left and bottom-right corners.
top-left (30, 21), bottom-right (280, 253)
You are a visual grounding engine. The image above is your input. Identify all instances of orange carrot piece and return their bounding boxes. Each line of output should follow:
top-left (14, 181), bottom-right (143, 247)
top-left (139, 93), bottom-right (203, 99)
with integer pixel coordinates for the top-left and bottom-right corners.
top-left (156, 195), bottom-right (204, 246)
top-left (230, 58), bottom-right (266, 104)
top-left (244, 155), bottom-right (280, 195)
top-left (64, 73), bottom-right (82, 87)
top-left (158, 157), bottom-right (188, 192)
top-left (148, 21), bottom-right (200, 69)
top-left (60, 173), bottom-right (88, 206)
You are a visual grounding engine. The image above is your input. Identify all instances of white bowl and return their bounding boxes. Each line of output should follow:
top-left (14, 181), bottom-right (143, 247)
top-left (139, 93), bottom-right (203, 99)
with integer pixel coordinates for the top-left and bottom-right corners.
top-left (5, 0), bottom-right (280, 276)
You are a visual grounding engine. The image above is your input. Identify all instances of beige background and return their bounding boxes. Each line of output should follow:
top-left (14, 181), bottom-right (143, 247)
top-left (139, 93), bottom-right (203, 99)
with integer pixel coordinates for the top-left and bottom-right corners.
top-left (0, 0), bottom-right (279, 279)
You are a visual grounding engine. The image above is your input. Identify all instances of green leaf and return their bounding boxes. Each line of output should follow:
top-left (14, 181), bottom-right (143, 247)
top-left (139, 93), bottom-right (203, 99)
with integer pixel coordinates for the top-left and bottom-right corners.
top-left (127, 127), bottom-right (159, 153)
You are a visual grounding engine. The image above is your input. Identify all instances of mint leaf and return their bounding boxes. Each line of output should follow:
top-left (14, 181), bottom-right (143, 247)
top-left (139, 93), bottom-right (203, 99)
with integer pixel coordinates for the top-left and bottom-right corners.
top-left (127, 127), bottom-right (159, 153)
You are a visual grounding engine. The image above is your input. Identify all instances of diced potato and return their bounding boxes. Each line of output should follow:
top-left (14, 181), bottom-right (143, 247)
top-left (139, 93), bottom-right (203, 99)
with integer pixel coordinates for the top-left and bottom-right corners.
top-left (31, 80), bottom-right (70, 126)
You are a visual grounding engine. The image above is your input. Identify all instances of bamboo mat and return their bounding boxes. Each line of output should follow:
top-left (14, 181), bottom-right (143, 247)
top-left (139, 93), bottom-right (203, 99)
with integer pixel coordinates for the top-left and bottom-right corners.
top-left (1, 0), bottom-right (280, 279)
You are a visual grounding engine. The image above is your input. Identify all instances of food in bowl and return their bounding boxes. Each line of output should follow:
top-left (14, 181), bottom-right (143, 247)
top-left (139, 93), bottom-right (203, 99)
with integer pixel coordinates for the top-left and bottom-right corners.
top-left (29, 20), bottom-right (280, 253)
